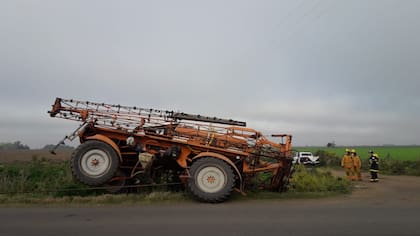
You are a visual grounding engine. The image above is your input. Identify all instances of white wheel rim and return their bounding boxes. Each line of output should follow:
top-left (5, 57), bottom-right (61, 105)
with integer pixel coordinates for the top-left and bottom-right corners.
top-left (196, 166), bottom-right (227, 193)
top-left (80, 149), bottom-right (111, 177)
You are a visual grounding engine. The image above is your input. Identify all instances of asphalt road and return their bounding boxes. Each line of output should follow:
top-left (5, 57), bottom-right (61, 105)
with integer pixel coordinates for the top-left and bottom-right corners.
top-left (0, 202), bottom-right (419, 236)
top-left (1, 173), bottom-right (419, 236)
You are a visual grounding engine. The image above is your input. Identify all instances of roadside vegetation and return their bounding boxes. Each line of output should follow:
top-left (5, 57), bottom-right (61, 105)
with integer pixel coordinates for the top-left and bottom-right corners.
top-left (0, 157), bottom-right (88, 197)
top-left (0, 156), bottom-right (351, 205)
top-left (1, 145), bottom-right (419, 205)
top-left (0, 157), bottom-right (190, 205)
top-left (289, 165), bottom-right (351, 193)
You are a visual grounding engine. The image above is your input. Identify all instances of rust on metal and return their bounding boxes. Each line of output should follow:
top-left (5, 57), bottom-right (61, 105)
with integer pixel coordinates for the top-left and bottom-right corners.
top-left (48, 97), bottom-right (293, 201)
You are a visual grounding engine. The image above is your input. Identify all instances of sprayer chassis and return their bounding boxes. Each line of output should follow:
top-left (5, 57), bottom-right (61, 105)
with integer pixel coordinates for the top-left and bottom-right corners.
top-left (49, 98), bottom-right (293, 203)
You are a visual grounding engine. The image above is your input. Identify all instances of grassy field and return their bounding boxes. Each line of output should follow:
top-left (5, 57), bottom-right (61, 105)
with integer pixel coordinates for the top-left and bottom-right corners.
top-left (295, 146), bottom-right (420, 161)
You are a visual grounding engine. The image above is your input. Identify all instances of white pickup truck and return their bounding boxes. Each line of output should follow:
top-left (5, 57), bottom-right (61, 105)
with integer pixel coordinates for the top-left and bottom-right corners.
top-left (293, 151), bottom-right (320, 165)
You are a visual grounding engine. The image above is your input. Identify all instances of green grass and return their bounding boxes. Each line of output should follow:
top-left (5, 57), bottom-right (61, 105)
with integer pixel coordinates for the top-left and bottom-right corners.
top-left (237, 165), bottom-right (352, 202)
top-left (289, 165), bottom-right (352, 193)
top-left (0, 157), bottom-right (92, 196)
top-left (0, 158), bottom-right (192, 205)
top-left (295, 146), bottom-right (420, 161)
top-left (0, 158), bottom-right (353, 205)
top-left (0, 192), bottom-right (190, 206)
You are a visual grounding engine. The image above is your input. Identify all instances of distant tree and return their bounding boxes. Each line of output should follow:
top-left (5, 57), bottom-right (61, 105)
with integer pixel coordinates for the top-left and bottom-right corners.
top-left (326, 141), bottom-right (336, 148)
top-left (42, 144), bottom-right (75, 151)
top-left (0, 141), bottom-right (30, 150)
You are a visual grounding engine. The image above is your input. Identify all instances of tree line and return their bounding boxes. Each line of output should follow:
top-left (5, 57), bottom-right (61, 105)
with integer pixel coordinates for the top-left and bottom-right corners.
top-left (0, 141), bottom-right (30, 151)
top-left (0, 141), bottom-right (74, 151)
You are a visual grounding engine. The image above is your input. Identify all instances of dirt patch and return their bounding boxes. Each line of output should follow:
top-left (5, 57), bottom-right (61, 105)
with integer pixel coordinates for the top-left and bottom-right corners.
top-left (323, 170), bottom-right (420, 207)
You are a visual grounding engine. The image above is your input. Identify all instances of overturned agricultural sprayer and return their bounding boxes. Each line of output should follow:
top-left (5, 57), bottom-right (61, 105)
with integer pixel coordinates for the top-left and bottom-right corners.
top-left (49, 98), bottom-right (293, 202)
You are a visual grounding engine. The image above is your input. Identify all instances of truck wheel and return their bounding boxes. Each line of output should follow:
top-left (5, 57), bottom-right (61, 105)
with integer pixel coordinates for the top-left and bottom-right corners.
top-left (188, 157), bottom-right (235, 203)
top-left (71, 140), bottom-right (119, 186)
top-left (103, 169), bottom-right (126, 193)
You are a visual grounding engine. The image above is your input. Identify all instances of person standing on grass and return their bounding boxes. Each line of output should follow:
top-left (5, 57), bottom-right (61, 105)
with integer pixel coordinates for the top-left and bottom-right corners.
top-left (351, 149), bottom-right (362, 181)
top-left (341, 148), bottom-right (355, 180)
top-left (369, 152), bottom-right (380, 182)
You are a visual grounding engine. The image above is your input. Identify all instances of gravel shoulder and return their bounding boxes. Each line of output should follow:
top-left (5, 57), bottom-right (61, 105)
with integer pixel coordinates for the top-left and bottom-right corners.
top-left (315, 170), bottom-right (420, 207)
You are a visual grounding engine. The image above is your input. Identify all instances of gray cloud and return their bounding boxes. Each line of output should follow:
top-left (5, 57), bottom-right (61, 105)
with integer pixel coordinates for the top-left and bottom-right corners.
top-left (1, 0), bottom-right (419, 148)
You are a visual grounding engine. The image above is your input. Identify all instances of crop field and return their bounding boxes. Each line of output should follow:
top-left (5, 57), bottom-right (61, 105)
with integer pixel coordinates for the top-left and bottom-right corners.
top-left (295, 146), bottom-right (420, 161)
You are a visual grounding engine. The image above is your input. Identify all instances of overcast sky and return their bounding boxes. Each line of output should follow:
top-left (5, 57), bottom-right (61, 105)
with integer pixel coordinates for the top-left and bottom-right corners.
top-left (1, 0), bottom-right (420, 148)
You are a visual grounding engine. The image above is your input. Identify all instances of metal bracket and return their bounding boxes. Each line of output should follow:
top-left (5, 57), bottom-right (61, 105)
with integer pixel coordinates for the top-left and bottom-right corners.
top-left (50, 122), bottom-right (87, 155)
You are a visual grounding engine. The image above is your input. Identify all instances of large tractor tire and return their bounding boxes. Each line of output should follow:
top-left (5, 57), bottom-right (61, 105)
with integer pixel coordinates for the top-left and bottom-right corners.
top-left (188, 157), bottom-right (235, 203)
top-left (71, 140), bottom-right (120, 186)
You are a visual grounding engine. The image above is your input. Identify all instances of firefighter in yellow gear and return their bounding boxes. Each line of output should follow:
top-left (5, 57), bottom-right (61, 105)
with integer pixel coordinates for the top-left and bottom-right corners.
top-left (351, 149), bottom-right (362, 181)
top-left (341, 148), bottom-right (355, 180)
